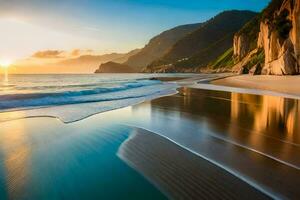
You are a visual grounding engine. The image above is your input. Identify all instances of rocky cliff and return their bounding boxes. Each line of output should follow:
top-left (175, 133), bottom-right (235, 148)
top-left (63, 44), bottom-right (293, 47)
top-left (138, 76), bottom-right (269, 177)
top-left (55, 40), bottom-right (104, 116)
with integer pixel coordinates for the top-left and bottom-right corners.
top-left (233, 0), bottom-right (300, 75)
top-left (233, 15), bottom-right (261, 61)
top-left (259, 0), bottom-right (300, 75)
top-left (233, 34), bottom-right (251, 60)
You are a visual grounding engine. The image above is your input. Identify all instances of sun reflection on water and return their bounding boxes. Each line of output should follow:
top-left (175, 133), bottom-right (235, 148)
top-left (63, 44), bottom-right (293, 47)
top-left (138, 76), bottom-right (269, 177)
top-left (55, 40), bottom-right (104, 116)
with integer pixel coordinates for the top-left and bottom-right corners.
top-left (0, 118), bottom-right (30, 199)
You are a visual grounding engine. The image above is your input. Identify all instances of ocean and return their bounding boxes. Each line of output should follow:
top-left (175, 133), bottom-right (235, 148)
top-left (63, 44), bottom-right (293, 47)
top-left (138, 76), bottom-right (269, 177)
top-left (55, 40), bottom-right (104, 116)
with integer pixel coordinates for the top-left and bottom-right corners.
top-left (0, 74), bottom-right (196, 122)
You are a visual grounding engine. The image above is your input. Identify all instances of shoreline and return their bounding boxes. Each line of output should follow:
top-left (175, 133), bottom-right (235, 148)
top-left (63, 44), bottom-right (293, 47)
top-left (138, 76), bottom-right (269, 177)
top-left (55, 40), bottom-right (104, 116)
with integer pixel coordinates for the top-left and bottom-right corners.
top-left (1, 73), bottom-right (300, 124)
top-left (1, 87), bottom-right (300, 199)
top-left (2, 74), bottom-right (299, 199)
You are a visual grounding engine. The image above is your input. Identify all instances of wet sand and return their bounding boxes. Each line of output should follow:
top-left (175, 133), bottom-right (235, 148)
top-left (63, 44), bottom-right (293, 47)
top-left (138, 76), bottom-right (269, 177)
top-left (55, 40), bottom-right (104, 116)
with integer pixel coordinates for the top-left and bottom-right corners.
top-left (119, 128), bottom-right (269, 200)
top-left (212, 75), bottom-right (300, 96)
top-left (0, 87), bottom-right (300, 199)
top-left (122, 88), bottom-right (300, 199)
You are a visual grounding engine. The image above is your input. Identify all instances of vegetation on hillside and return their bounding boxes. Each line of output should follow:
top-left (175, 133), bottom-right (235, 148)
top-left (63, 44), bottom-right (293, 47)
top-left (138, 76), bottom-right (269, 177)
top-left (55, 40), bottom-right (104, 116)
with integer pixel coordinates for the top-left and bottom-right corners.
top-left (147, 10), bottom-right (257, 71)
top-left (172, 33), bottom-right (233, 68)
top-left (209, 48), bottom-right (234, 69)
top-left (243, 48), bottom-right (265, 71)
top-left (125, 23), bottom-right (202, 68)
top-left (236, 15), bottom-right (261, 51)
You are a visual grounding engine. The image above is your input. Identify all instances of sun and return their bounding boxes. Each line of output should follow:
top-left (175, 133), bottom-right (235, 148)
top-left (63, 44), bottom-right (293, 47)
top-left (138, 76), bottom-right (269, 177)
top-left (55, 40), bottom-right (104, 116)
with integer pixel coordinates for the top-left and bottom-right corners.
top-left (0, 59), bottom-right (12, 68)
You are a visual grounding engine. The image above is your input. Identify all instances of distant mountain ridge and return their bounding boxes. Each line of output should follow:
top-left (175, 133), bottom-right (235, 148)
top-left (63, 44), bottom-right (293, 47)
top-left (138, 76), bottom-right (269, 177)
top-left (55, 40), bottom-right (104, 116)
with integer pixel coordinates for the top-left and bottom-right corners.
top-left (56, 49), bottom-right (140, 71)
top-left (95, 22), bottom-right (203, 73)
top-left (13, 49), bottom-right (140, 74)
top-left (44, 49), bottom-right (141, 73)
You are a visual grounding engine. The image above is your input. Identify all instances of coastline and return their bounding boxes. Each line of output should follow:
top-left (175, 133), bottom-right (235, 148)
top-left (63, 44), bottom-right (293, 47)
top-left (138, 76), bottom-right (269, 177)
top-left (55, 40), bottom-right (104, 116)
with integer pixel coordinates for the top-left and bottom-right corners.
top-left (3, 0), bottom-right (300, 199)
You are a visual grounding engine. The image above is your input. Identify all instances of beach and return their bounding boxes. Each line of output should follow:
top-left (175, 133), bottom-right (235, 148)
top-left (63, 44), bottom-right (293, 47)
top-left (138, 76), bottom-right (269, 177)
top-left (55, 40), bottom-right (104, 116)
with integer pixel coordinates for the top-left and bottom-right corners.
top-left (212, 75), bottom-right (300, 97)
top-left (3, 0), bottom-right (300, 199)
top-left (0, 77), bottom-right (300, 199)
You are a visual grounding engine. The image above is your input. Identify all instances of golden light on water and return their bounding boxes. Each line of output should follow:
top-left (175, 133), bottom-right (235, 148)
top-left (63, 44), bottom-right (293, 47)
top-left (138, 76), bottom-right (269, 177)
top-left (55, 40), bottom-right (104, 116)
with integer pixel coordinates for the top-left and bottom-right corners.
top-left (0, 59), bottom-right (11, 83)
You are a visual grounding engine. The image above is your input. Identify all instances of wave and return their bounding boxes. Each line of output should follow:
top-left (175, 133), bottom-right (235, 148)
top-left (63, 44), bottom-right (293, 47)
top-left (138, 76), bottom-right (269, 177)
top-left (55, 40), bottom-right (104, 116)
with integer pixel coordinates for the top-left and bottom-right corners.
top-left (10, 80), bottom-right (152, 91)
top-left (0, 80), bottom-right (176, 112)
top-left (0, 85), bottom-right (178, 123)
top-left (0, 80), bottom-right (160, 100)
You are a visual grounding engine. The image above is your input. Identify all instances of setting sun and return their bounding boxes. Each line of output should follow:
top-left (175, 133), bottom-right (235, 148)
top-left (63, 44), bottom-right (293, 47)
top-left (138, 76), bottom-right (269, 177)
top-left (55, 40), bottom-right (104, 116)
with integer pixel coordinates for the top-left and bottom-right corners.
top-left (0, 59), bottom-right (12, 68)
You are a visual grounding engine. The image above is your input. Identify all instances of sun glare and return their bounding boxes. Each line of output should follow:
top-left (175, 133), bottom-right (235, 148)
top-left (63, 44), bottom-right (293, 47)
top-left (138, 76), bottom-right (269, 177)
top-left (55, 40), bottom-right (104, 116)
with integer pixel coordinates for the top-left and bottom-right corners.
top-left (0, 59), bottom-right (12, 68)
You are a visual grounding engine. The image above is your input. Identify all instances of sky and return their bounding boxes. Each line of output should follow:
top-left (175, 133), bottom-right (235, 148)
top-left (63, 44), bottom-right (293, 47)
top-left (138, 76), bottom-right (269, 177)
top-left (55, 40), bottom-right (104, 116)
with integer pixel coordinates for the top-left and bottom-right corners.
top-left (0, 0), bottom-right (270, 62)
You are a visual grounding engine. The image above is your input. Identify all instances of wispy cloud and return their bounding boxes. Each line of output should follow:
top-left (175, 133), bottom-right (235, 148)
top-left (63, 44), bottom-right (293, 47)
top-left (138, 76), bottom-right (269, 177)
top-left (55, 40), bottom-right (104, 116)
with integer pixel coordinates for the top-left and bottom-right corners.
top-left (71, 49), bottom-right (93, 57)
top-left (32, 50), bottom-right (65, 58)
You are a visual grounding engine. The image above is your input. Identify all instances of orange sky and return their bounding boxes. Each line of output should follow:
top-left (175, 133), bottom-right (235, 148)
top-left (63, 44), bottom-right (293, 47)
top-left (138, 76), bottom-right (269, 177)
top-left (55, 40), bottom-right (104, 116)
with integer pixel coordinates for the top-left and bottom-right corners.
top-left (0, 0), bottom-right (269, 74)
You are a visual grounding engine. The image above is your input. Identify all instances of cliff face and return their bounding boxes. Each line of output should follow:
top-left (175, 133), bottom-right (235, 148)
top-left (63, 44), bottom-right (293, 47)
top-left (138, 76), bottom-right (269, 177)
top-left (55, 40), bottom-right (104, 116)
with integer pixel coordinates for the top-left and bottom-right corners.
top-left (234, 0), bottom-right (300, 75)
top-left (233, 15), bottom-right (261, 61)
top-left (258, 0), bottom-right (300, 75)
top-left (233, 34), bottom-right (251, 60)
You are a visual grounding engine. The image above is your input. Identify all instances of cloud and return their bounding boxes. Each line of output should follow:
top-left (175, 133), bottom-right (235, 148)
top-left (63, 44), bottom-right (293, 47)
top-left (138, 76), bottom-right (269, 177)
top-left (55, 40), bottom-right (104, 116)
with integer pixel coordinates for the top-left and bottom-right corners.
top-left (31, 49), bottom-right (95, 60)
top-left (32, 50), bottom-right (65, 59)
top-left (71, 49), bottom-right (94, 57)
top-left (71, 49), bottom-right (81, 57)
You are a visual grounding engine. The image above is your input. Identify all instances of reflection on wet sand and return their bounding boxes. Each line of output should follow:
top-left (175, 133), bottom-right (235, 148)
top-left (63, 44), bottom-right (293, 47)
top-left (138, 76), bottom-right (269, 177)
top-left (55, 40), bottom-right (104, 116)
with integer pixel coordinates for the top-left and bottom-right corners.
top-left (125, 88), bottom-right (300, 199)
top-left (0, 119), bottom-right (30, 200)
top-left (227, 92), bottom-right (300, 168)
top-left (231, 93), bottom-right (300, 140)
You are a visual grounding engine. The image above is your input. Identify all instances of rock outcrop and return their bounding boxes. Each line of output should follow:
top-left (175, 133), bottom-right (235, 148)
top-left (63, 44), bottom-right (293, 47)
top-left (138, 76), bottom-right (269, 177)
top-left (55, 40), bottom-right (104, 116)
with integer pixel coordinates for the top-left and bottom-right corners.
top-left (249, 63), bottom-right (263, 75)
top-left (233, 34), bottom-right (251, 60)
top-left (232, 48), bottom-right (264, 74)
top-left (234, 0), bottom-right (300, 75)
top-left (257, 0), bottom-right (300, 75)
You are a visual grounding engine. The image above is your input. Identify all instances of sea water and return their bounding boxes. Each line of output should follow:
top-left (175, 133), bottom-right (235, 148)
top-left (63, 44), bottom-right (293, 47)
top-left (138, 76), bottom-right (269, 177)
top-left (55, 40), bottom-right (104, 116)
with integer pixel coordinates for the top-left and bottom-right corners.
top-left (0, 74), bottom-right (196, 122)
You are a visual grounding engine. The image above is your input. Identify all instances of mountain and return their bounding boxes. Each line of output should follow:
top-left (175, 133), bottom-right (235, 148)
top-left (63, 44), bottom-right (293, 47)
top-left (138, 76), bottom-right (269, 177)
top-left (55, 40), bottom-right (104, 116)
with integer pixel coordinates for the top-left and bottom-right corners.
top-left (222, 0), bottom-right (300, 75)
top-left (124, 23), bottom-right (203, 69)
top-left (111, 49), bottom-right (141, 63)
top-left (55, 49), bottom-right (140, 73)
top-left (145, 10), bottom-right (257, 72)
top-left (95, 62), bottom-right (137, 73)
top-left (12, 49), bottom-right (140, 74)
top-left (97, 0), bottom-right (300, 75)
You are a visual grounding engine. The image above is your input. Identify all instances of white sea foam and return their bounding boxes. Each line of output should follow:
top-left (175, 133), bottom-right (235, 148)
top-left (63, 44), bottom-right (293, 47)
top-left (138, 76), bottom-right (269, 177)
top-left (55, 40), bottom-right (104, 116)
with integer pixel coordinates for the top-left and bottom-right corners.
top-left (0, 74), bottom-right (184, 123)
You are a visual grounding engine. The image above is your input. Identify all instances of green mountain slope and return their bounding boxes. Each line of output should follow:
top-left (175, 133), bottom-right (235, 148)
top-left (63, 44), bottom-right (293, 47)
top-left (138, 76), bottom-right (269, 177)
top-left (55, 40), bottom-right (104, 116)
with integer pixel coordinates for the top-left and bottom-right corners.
top-left (147, 10), bottom-right (257, 71)
top-left (124, 23), bottom-right (203, 69)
